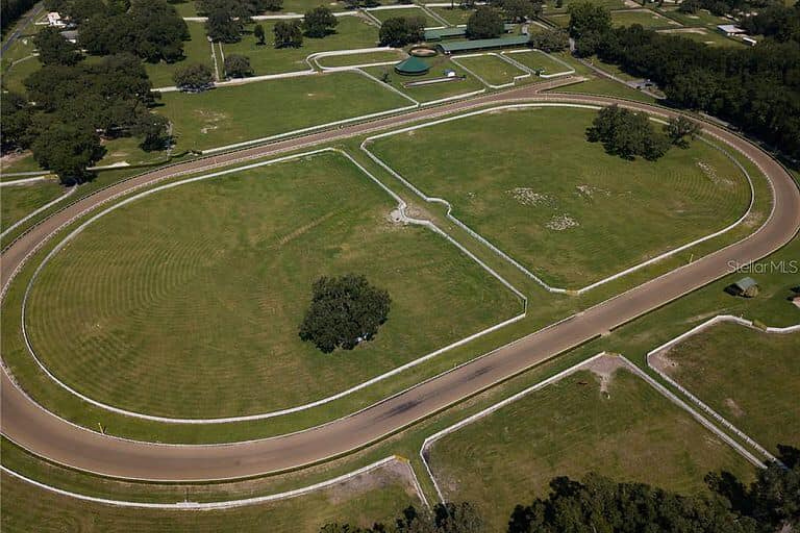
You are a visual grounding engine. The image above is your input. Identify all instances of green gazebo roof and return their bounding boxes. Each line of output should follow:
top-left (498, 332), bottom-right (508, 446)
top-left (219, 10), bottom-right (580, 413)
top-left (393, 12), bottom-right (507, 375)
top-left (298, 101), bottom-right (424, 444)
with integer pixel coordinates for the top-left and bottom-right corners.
top-left (394, 56), bottom-right (430, 75)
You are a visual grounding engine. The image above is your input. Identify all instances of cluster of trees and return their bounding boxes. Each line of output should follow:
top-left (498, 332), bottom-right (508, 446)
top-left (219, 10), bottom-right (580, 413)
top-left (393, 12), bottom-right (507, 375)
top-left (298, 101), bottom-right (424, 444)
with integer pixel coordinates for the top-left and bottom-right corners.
top-left (200, 0), bottom-right (282, 43)
top-left (378, 16), bottom-right (425, 47)
top-left (302, 6), bottom-right (339, 38)
top-left (44, 0), bottom-right (190, 63)
top-left (674, 0), bottom-right (779, 17)
top-left (466, 6), bottom-right (504, 39)
top-left (2, 54), bottom-right (166, 182)
top-left (569, 1), bottom-right (800, 161)
top-left (298, 274), bottom-right (391, 354)
top-left (173, 62), bottom-right (213, 89)
top-left (586, 105), bottom-right (700, 161)
top-left (528, 28), bottom-right (569, 52)
top-left (741, 3), bottom-right (800, 42)
top-left (321, 448), bottom-right (800, 532)
top-left (274, 19), bottom-right (303, 48)
top-left (1, 0), bottom-right (38, 31)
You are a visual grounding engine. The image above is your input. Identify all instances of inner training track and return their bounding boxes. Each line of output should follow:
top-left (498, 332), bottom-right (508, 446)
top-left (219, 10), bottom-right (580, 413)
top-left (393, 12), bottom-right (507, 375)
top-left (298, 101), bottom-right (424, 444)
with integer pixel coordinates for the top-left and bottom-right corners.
top-left (2, 82), bottom-right (799, 481)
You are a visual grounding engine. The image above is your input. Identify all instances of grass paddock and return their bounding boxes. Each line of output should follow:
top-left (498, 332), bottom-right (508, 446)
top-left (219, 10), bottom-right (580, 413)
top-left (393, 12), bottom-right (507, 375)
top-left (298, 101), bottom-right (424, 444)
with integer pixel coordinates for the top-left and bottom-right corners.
top-left (25, 151), bottom-right (520, 417)
top-left (367, 106), bottom-right (750, 288)
top-left (656, 322), bottom-right (800, 454)
top-left (427, 366), bottom-right (755, 530)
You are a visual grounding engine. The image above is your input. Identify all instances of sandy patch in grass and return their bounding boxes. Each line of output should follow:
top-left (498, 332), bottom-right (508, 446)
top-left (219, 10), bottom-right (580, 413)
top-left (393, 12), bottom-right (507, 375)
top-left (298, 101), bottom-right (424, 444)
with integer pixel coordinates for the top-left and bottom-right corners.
top-left (546, 214), bottom-right (579, 230)
top-left (582, 353), bottom-right (626, 394)
top-left (508, 187), bottom-right (554, 207)
top-left (327, 460), bottom-right (419, 504)
top-left (724, 398), bottom-right (745, 417)
top-left (649, 348), bottom-right (680, 376)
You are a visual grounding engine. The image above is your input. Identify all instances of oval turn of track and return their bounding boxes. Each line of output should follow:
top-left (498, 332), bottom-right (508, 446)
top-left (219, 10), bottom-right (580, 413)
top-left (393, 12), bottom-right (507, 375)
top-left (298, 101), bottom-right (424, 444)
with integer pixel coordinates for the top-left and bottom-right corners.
top-left (2, 85), bottom-right (799, 481)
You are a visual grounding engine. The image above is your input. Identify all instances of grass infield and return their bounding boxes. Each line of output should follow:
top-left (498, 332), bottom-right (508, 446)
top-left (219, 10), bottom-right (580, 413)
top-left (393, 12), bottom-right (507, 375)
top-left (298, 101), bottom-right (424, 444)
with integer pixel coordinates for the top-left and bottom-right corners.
top-left (655, 322), bottom-right (800, 454)
top-left (24, 151), bottom-right (521, 418)
top-left (427, 366), bottom-right (755, 530)
top-left (367, 106), bottom-right (750, 288)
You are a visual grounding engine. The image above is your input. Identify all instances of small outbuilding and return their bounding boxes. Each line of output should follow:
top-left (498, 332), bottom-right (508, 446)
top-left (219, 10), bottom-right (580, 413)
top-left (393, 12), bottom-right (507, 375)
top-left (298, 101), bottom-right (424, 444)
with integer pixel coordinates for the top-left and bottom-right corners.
top-left (394, 56), bottom-right (430, 76)
top-left (717, 24), bottom-right (746, 36)
top-left (730, 277), bottom-right (759, 298)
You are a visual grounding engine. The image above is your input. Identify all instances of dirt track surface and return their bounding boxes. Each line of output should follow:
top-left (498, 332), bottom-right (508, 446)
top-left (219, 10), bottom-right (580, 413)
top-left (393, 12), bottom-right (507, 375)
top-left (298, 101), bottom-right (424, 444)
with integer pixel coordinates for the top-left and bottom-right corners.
top-left (2, 82), bottom-right (799, 481)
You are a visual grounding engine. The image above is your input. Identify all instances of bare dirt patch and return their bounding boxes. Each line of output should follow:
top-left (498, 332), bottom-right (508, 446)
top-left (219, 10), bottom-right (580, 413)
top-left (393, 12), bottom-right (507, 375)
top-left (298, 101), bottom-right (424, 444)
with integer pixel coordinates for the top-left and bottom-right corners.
top-left (581, 354), bottom-right (626, 394)
top-left (723, 398), bottom-right (745, 418)
top-left (327, 459), bottom-right (419, 504)
top-left (649, 349), bottom-right (679, 376)
top-left (546, 214), bottom-right (579, 231)
top-left (508, 187), bottom-right (554, 207)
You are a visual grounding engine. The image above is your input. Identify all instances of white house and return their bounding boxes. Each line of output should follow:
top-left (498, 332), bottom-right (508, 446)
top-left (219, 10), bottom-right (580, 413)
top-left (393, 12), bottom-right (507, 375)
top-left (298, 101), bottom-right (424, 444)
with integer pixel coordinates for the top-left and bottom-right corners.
top-left (717, 24), bottom-right (746, 36)
top-left (47, 12), bottom-right (66, 27)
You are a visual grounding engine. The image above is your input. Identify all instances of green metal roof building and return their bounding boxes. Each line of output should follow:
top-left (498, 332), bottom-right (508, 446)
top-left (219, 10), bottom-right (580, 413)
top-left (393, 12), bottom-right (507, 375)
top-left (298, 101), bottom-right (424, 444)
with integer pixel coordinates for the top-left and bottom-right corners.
top-left (436, 34), bottom-right (530, 54)
top-left (424, 24), bottom-right (518, 42)
top-left (394, 56), bottom-right (430, 76)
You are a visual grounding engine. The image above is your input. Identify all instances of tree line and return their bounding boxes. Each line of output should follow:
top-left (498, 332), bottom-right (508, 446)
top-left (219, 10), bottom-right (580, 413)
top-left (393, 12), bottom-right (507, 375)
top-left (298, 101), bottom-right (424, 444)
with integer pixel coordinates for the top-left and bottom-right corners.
top-left (1, 0), bottom-right (38, 31)
top-left (568, 1), bottom-right (800, 162)
top-left (1, 0), bottom-right (187, 182)
top-left (320, 447), bottom-right (800, 532)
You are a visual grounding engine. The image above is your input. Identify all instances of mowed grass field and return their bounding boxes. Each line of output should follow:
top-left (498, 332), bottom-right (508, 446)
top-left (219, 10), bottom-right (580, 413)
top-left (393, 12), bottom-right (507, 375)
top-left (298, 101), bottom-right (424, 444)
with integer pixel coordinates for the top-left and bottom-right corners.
top-left (367, 7), bottom-right (441, 27)
top-left (0, 463), bottom-right (421, 533)
top-left (363, 57), bottom-right (484, 103)
top-left (428, 6), bottom-right (474, 25)
top-left (316, 50), bottom-right (405, 68)
top-left (367, 107), bottom-right (749, 288)
top-left (453, 53), bottom-right (527, 86)
top-left (657, 322), bottom-right (800, 454)
top-left (0, 181), bottom-right (66, 231)
top-left (25, 152), bottom-right (520, 417)
top-left (657, 27), bottom-right (745, 47)
top-left (222, 17), bottom-right (380, 75)
top-left (427, 365), bottom-right (755, 530)
top-left (502, 49), bottom-right (570, 75)
top-left (611, 9), bottom-right (681, 28)
top-left (157, 71), bottom-right (411, 152)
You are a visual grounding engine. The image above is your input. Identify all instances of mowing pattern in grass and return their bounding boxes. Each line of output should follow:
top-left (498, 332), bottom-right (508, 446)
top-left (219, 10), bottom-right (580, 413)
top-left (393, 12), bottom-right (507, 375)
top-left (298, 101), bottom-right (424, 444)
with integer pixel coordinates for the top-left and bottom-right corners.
top-left (452, 54), bottom-right (527, 86)
top-left (316, 50), bottom-right (405, 69)
top-left (0, 464), bottom-right (420, 533)
top-left (222, 18), bottom-right (379, 76)
top-left (0, 182), bottom-right (65, 232)
top-left (657, 322), bottom-right (800, 454)
top-left (658, 7), bottom-right (732, 27)
top-left (427, 367), bottom-right (755, 530)
top-left (146, 22), bottom-right (214, 87)
top-left (367, 107), bottom-right (749, 288)
top-left (25, 152), bottom-right (520, 417)
top-left (158, 71), bottom-right (411, 152)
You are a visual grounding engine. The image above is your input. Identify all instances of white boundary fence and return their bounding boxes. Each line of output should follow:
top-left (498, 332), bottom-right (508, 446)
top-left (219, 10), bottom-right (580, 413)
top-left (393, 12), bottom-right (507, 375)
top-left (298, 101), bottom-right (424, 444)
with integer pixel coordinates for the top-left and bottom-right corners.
top-left (1, 185), bottom-right (76, 240)
top-left (361, 103), bottom-right (757, 295)
top-left (419, 351), bottom-right (767, 503)
top-left (16, 148), bottom-right (527, 424)
top-left (450, 52), bottom-right (531, 90)
top-left (646, 315), bottom-right (800, 463)
top-left (500, 49), bottom-right (575, 79)
top-left (0, 454), bottom-right (429, 510)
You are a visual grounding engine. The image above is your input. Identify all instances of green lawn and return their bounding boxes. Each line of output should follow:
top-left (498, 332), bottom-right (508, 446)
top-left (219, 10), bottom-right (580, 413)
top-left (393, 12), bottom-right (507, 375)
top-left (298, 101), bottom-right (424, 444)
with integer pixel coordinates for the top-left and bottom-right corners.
top-left (367, 7), bottom-right (441, 27)
top-left (316, 50), bottom-right (405, 68)
top-left (157, 71), bottom-right (411, 152)
top-left (1, 181), bottom-right (66, 232)
top-left (0, 463), bottom-right (421, 533)
top-left (657, 27), bottom-right (745, 47)
top-left (145, 22), bottom-right (214, 87)
top-left (452, 53), bottom-right (527, 86)
top-left (542, 12), bottom-right (571, 28)
top-left (2, 53), bottom-right (41, 94)
top-left (427, 6), bottom-right (474, 25)
top-left (542, 0), bottom-right (624, 14)
top-left (427, 365), bottom-right (755, 530)
top-left (656, 322), bottom-right (800, 454)
top-left (658, 7), bottom-right (732, 27)
top-left (611, 8), bottom-right (682, 28)
top-left (362, 56), bottom-right (484, 103)
top-left (502, 49), bottom-right (571, 76)
top-left (1, 151), bottom-right (45, 175)
top-left (367, 106), bottom-right (750, 288)
top-left (25, 151), bottom-right (520, 417)
top-left (221, 17), bottom-right (380, 76)
top-left (552, 77), bottom-right (658, 103)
